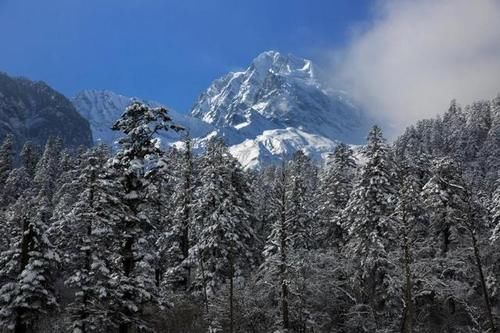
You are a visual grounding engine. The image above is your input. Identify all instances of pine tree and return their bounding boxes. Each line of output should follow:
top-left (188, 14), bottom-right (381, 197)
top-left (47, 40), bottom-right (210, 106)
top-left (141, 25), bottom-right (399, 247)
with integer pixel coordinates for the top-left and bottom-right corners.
top-left (316, 143), bottom-right (356, 248)
top-left (479, 96), bottom-right (500, 191)
top-left (161, 136), bottom-right (196, 291)
top-left (1, 167), bottom-right (31, 207)
top-left (421, 158), bottom-right (467, 256)
top-left (0, 194), bottom-right (59, 333)
top-left (342, 125), bottom-right (399, 331)
top-left (20, 141), bottom-right (40, 178)
top-left (109, 102), bottom-right (182, 333)
top-left (260, 151), bottom-right (317, 332)
top-left (286, 150), bottom-right (317, 250)
top-left (0, 134), bottom-right (14, 190)
top-left (261, 163), bottom-right (291, 331)
top-left (394, 163), bottom-right (427, 333)
top-left (146, 147), bottom-right (178, 291)
top-left (34, 137), bottom-right (63, 200)
top-left (250, 166), bottom-right (277, 239)
top-left (422, 157), bottom-right (495, 332)
top-left (49, 145), bottom-right (119, 333)
top-left (492, 181), bottom-right (500, 242)
top-left (190, 137), bottom-right (257, 332)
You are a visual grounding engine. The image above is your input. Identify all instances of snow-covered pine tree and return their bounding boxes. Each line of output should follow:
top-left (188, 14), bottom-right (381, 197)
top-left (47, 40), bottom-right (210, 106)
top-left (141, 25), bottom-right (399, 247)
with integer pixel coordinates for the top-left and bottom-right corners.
top-left (0, 166), bottom-right (31, 207)
top-left (442, 100), bottom-right (468, 162)
top-left (492, 181), bottom-right (500, 243)
top-left (250, 165), bottom-right (277, 239)
top-left (190, 137), bottom-right (257, 332)
top-left (51, 150), bottom-right (86, 223)
top-left (160, 136), bottom-right (197, 292)
top-left (316, 143), bottom-right (356, 248)
top-left (421, 157), bottom-right (494, 332)
top-left (48, 145), bottom-right (120, 333)
top-left (479, 95), bottom-right (500, 192)
top-left (144, 147), bottom-right (177, 291)
top-left (342, 125), bottom-right (399, 331)
top-left (286, 150), bottom-right (317, 251)
top-left (393, 162), bottom-right (427, 333)
top-left (109, 102), bottom-right (182, 333)
top-left (260, 163), bottom-right (291, 331)
top-left (0, 194), bottom-right (59, 333)
top-left (20, 141), bottom-right (40, 178)
top-left (34, 136), bottom-right (64, 201)
top-left (421, 158), bottom-right (467, 256)
top-left (259, 151), bottom-right (317, 332)
top-left (0, 134), bottom-right (14, 190)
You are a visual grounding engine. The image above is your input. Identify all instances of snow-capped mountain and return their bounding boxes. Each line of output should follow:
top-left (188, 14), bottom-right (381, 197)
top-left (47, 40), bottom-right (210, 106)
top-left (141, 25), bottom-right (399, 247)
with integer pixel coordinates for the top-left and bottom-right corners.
top-left (73, 51), bottom-right (371, 169)
top-left (72, 90), bottom-right (213, 147)
top-left (190, 50), bottom-right (371, 167)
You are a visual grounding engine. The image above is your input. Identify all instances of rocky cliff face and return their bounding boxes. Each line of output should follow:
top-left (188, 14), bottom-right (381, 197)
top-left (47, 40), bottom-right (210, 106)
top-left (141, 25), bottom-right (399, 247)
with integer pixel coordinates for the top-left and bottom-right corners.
top-left (0, 72), bottom-right (93, 150)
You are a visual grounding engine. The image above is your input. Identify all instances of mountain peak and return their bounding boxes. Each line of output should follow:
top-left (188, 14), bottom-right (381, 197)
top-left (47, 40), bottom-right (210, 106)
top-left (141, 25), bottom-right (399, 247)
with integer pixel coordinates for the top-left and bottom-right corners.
top-left (191, 51), bottom-right (368, 144)
top-left (250, 50), bottom-right (315, 81)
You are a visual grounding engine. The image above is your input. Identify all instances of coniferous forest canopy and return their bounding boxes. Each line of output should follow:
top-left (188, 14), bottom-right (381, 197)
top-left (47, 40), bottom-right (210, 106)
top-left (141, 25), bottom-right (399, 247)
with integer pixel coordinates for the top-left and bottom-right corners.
top-left (0, 96), bottom-right (500, 333)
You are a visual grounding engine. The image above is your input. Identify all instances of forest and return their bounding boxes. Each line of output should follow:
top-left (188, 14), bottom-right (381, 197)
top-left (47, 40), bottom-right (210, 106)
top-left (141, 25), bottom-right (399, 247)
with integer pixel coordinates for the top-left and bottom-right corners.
top-left (0, 97), bottom-right (500, 333)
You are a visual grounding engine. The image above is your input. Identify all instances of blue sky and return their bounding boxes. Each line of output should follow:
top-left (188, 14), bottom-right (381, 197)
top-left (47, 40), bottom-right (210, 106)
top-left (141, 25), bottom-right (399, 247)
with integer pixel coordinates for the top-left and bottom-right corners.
top-left (0, 0), bottom-right (372, 112)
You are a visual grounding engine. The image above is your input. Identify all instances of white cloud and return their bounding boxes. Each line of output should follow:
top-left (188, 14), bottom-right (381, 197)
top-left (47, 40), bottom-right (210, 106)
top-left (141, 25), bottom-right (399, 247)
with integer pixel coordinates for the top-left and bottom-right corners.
top-left (331, 0), bottom-right (500, 134)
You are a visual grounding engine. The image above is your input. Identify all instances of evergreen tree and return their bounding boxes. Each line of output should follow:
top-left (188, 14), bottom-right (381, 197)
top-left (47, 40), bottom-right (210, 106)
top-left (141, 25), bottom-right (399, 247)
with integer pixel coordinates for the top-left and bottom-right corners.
top-left (316, 143), bottom-right (356, 248)
top-left (421, 157), bottom-right (495, 332)
top-left (394, 163), bottom-right (427, 333)
top-left (0, 194), bottom-right (59, 333)
top-left (20, 141), bottom-right (40, 178)
top-left (49, 145), bottom-right (118, 333)
top-left (161, 136), bottom-right (196, 291)
top-left (492, 181), bottom-right (500, 243)
top-left (190, 137), bottom-right (257, 332)
top-left (109, 102), bottom-right (182, 333)
top-left (260, 151), bottom-right (318, 332)
top-left (342, 125), bottom-right (399, 331)
top-left (1, 167), bottom-right (31, 207)
top-left (34, 137), bottom-right (63, 200)
top-left (261, 163), bottom-right (291, 331)
top-left (286, 150), bottom-right (317, 250)
top-left (0, 134), bottom-right (14, 190)
top-left (479, 96), bottom-right (500, 191)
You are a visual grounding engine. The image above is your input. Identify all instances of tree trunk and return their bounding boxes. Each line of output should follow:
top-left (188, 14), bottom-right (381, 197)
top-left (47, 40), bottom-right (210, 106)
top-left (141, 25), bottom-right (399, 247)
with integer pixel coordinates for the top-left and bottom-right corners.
top-left (280, 210), bottom-right (289, 330)
top-left (14, 309), bottom-right (27, 333)
top-left (470, 229), bottom-right (496, 333)
top-left (278, 168), bottom-right (290, 332)
top-left (80, 176), bottom-right (96, 333)
top-left (401, 234), bottom-right (413, 333)
top-left (119, 233), bottom-right (134, 333)
top-left (15, 215), bottom-right (33, 333)
top-left (200, 257), bottom-right (209, 314)
top-left (229, 248), bottom-right (234, 333)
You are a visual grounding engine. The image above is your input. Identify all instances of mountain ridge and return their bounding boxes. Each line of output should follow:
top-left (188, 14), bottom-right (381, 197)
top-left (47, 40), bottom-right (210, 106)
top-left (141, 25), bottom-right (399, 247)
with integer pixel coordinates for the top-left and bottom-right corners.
top-left (0, 72), bottom-right (93, 150)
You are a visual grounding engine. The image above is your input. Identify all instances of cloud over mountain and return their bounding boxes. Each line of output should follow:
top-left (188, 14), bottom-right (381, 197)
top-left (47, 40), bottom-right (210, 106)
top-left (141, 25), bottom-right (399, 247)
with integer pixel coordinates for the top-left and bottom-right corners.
top-left (331, 0), bottom-right (500, 133)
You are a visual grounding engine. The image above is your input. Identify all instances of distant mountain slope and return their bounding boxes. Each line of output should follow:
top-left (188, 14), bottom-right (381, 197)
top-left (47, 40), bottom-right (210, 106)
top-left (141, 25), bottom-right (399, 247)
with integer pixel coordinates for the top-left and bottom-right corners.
top-left (0, 72), bottom-right (93, 150)
top-left (72, 90), bottom-right (213, 146)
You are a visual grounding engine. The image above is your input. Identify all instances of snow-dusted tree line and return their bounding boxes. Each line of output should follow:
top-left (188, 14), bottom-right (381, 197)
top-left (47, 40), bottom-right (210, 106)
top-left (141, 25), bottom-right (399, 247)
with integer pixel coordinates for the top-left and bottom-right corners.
top-left (1, 97), bottom-right (500, 333)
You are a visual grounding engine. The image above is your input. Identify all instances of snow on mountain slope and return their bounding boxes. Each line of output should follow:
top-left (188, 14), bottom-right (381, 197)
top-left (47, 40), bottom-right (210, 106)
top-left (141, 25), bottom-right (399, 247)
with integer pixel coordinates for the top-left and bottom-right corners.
top-left (229, 127), bottom-right (339, 170)
top-left (72, 90), bottom-right (213, 146)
